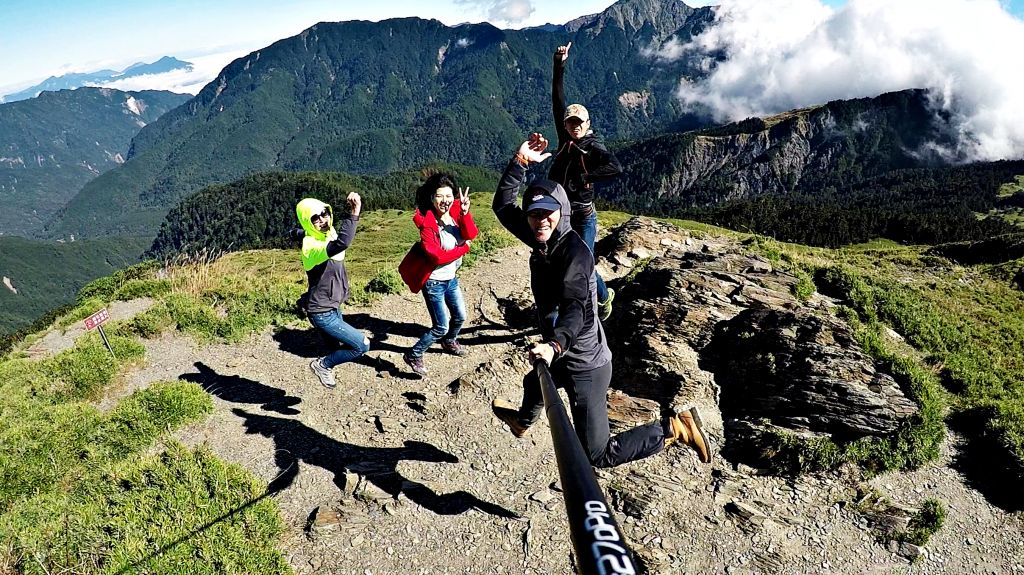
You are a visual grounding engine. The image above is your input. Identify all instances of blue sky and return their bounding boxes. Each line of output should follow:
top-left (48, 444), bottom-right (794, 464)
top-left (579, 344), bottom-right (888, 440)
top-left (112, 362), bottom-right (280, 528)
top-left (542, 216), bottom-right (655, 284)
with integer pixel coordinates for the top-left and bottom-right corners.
top-left (0, 0), bottom-right (618, 93)
top-left (2, 0), bottom-right (1023, 95)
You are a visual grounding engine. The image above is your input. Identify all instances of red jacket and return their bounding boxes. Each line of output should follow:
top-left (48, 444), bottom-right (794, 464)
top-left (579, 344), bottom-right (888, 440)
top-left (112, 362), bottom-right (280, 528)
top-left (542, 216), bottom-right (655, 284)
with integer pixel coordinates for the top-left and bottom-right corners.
top-left (398, 200), bottom-right (479, 293)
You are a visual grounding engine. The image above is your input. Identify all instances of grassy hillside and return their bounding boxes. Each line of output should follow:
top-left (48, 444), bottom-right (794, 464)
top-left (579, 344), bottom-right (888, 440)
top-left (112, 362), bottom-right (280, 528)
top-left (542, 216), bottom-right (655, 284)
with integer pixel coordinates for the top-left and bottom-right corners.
top-left (3, 201), bottom-right (1023, 571)
top-left (742, 235), bottom-right (1024, 495)
top-left (0, 88), bottom-right (190, 236)
top-left (53, 3), bottom-right (713, 238)
top-left (0, 236), bottom-right (150, 334)
top-left (147, 163), bottom-right (500, 259)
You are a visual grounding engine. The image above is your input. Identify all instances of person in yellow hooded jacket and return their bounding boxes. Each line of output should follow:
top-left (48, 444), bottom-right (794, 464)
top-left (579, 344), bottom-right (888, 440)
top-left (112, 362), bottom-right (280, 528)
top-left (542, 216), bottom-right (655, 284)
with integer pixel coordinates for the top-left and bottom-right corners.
top-left (296, 192), bottom-right (369, 389)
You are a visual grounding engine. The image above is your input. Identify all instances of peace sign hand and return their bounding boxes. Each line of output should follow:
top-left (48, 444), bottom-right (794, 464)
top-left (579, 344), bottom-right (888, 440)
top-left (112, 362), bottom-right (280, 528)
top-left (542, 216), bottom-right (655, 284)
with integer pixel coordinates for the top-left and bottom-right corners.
top-left (459, 187), bottom-right (471, 215)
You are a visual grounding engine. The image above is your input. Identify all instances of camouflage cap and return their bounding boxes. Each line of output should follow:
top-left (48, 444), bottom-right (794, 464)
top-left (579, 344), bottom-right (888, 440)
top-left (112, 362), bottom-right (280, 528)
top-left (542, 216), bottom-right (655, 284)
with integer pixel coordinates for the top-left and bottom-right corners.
top-left (564, 103), bottom-right (590, 123)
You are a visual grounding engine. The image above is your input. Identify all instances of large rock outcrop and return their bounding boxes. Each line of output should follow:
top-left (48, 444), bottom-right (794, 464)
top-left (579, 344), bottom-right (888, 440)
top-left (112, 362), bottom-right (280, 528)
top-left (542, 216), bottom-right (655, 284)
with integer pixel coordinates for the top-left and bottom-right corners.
top-left (596, 217), bottom-right (919, 465)
top-left (707, 308), bottom-right (918, 438)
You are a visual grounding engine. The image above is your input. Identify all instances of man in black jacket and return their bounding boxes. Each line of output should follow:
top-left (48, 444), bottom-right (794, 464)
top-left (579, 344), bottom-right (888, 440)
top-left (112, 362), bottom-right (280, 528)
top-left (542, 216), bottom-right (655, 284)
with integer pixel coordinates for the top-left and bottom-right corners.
top-left (491, 134), bottom-right (711, 468)
top-left (550, 42), bottom-right (623, 321)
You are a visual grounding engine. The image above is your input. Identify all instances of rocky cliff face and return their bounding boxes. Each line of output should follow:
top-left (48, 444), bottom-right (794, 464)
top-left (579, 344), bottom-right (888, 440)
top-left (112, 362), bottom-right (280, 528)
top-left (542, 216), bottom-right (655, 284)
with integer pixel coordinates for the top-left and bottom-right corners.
top-left (605, 89), bottom-right (948, 208)
top-left (592, 217), bottom-right (920, 467)
top-left (568, 0), bottom-right (712, 44)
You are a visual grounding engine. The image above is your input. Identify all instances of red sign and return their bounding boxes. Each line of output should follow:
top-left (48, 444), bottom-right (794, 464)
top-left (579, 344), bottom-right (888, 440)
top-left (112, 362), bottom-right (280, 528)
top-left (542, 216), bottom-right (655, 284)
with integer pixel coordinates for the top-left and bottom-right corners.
top-left (84, 308), bottom-right (110, 330)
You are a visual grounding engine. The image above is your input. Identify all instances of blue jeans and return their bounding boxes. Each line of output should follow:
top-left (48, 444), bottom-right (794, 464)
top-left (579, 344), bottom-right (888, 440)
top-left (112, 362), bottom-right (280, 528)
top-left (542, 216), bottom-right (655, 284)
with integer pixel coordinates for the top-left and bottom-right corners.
top-left (308, 308), bottom-right (369, 369)
top-left (571, 208), bottom-right (609, 303)
top-left (411, 277), bottom-right (466, 358)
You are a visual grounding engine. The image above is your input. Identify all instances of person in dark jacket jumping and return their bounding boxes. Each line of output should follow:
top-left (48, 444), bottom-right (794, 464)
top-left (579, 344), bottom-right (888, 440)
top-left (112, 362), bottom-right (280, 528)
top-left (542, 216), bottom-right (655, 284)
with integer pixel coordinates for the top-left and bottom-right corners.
top-left (490, 134), bottom-right (711, 468)
top-left (550, 41), bottom-right (623, 321)
top-left (296, 193), bottom-right (370, 389)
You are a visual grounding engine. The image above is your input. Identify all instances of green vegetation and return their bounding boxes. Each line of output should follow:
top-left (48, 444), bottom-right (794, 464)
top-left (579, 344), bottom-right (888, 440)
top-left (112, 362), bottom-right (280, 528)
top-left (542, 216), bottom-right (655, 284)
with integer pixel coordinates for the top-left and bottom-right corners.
top-left (0, 329), bottom-right (287, 573)
top-left (0, 236), bottom-right (151, 336)
top-left (997, 175), bottom-right (1024, 199)
top-left (0, 88), bottom-right (189, 236)
top-left (901, 498), bottom-right (946, 546)
top-left (605, 88), bottom-right (1024, 248)
top-left (852, 486), bottom-right (946, 548)
top-left (147, 164), bottom-right (499, 260)
top-left (743, 237), bottom-right (1024, 486)
top-left (55, 9), bottom-right (711, 239)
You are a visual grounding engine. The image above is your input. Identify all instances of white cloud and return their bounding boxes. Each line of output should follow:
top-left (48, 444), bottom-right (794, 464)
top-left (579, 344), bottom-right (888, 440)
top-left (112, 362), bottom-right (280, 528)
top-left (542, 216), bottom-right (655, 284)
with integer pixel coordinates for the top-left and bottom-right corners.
top-left (86, 49), bottom-right (252, 96)
top-left (640, 37), bottom-right (687, 63)
top-left (658, 0), bottom-right (1024, 162)
top-left (454, 0), bottom-right (535, 25)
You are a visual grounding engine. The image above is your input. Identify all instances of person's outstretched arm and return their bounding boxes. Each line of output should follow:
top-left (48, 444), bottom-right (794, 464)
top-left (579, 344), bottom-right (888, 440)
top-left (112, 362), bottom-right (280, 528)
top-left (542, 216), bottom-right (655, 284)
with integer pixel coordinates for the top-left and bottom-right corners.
top-left (552, 42), bottom-right (571, 144)
top-left (493, 135), bottom-right (552, 247)
top-left (329, 192), bottom-right (361, 255)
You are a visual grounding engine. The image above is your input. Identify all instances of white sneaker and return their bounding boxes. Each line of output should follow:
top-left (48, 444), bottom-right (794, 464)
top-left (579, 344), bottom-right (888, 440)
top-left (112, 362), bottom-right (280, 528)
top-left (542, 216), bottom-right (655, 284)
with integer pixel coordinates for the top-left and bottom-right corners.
top-left (310, 358), bottom-right (336, 389)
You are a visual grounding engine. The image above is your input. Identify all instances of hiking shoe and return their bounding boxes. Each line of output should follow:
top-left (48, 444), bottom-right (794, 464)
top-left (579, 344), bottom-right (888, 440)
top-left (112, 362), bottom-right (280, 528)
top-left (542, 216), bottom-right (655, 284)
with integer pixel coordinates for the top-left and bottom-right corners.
top-left (491, 396), bottom-right (532, 435)
top-left (665, 406), bottom-right (712, 463)
top-left (492, 399), bottom-right (531, 438)
top-left (403, 352), bottom-right (428, 377)
top-left (598, 288), bottom-right (615, 322)
top-left (441, 340), bottom-right (468, 357)
top-left (309, 358), bottom-right (336, 389)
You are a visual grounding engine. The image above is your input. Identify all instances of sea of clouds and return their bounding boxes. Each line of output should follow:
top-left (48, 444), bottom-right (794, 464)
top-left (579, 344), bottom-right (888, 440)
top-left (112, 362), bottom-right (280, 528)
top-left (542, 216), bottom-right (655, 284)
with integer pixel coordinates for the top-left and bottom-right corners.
top-left (92, 49), bottom-right (253, 96)
top-left (648, 0), bottom-right (1024, 162)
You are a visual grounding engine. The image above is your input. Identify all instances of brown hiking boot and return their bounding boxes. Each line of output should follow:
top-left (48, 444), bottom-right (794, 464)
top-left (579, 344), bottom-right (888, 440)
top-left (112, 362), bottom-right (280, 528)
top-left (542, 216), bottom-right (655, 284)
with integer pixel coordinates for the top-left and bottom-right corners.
top-left (492, 399), bottom-right (530, 438)
top-left (665, 406), bottom-right (712, 463)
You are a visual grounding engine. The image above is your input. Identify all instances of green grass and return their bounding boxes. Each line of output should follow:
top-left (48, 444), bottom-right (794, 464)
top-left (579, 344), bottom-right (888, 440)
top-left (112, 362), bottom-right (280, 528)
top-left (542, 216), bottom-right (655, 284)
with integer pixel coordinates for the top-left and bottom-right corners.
top-left (1, 442), bottom-right (287, 575)
top-left (853, 487), bottom-right (946, 548)
top-left (0, 329), bottom-right (289, 573)
top-left (997, 175), bottom-right (1024, 199)
top-left (737, 235), bottom-right (1024, 483)
top-left (900, 498), bottom-right (946, 546)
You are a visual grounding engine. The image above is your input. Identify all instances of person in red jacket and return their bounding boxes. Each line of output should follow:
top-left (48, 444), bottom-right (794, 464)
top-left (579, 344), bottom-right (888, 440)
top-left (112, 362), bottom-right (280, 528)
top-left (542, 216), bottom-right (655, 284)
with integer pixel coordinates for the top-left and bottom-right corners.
top-left (399, 173), bottom-right (479, 376)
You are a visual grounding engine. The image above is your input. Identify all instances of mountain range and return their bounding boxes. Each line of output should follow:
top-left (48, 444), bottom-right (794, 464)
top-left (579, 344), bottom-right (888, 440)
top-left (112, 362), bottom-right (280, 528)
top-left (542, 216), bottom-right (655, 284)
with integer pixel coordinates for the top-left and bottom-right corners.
top-left (603, 88), bottom-right (1023, 246)
top-left (2, 57), bottom-right (193, 103)
top-left (2, 0), bottom-right (1023, 335)
top-left (0, 88), bottom-right (191, 236)
top-left (51, 0), bottom-right (716, 238)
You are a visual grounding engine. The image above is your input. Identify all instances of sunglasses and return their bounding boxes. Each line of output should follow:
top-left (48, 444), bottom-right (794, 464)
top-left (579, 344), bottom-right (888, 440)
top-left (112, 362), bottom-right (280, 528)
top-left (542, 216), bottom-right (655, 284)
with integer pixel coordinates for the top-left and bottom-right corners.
top-left (310, 209), bottom-right (330, 223)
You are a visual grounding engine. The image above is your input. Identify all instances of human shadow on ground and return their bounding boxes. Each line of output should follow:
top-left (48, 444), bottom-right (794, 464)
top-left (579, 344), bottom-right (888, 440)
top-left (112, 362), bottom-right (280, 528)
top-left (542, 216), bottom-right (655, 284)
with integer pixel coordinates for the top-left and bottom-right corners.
top-left (948, 408), bottom-right (1024, 512)
top-left (232, 408), bottom-right (519, 518)
top-left (403, 391), bottom-right (427, 414)
top-left (180, 362), bottom-right (301, 415)
top-left (273, 327), bottom-right (420, 380)
top-left (455, 325), bottom-right (538, 346)
top-left (347, 312), bottom-right (534, 349)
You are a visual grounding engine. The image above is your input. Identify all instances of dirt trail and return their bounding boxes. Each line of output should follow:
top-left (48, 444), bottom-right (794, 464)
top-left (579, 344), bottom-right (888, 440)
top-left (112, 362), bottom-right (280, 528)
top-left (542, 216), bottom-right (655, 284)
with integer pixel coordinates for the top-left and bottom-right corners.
top-left (36, 244), bottom-right (1023, 574)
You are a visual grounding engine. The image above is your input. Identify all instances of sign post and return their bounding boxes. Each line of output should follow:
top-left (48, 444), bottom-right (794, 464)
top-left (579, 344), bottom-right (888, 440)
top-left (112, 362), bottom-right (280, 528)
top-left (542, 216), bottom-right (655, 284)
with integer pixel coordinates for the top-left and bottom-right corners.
top-left (83, 308), bottom-right (115, 358)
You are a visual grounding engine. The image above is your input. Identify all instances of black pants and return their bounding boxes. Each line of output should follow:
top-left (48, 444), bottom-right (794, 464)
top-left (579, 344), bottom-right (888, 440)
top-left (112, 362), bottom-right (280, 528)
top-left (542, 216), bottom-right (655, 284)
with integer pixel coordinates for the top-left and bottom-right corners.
top-left (517, 361), bottom-right (665, 468)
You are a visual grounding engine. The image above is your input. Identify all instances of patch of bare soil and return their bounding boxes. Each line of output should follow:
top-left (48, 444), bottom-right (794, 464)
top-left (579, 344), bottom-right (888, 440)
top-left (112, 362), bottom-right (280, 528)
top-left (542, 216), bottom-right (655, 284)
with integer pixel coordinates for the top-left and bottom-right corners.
top-left (105, 246), bottom-right (1022, 574)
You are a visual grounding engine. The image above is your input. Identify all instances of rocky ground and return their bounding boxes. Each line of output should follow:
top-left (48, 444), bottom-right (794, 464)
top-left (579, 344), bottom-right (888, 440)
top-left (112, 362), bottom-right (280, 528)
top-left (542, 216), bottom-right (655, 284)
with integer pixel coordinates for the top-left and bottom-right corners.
top-left (34, 220), bottom-right (1024, 574)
